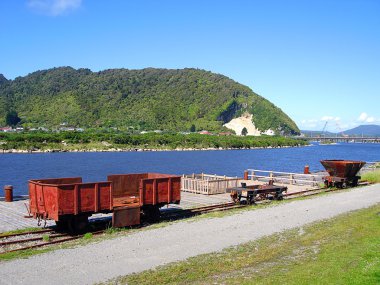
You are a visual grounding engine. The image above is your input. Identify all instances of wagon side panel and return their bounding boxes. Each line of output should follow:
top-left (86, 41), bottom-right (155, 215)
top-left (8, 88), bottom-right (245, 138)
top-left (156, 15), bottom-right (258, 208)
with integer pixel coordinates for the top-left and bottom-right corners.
top-left (29, 182), bottom-right (37, 216)
top-left (99, 182), bottom-right (113, 211)
top-left (29, 182), bottom-right (59, 221)
top-left (141, 176), bottom-right (181, 206)
top-left (78, 183), bottom-right (97, 213)
top-left (140, 179), bottom-right (154, 205)
top-left (170, 177), bottom-right (181, 203)
top-left (108, 174), bottom-right (147, 198)
top-left (57, 185), bottom-right (75, 216)
top-left (43, 185), bottom-right (59, 220)
top-left (57, 182), bottom-right (113, 216)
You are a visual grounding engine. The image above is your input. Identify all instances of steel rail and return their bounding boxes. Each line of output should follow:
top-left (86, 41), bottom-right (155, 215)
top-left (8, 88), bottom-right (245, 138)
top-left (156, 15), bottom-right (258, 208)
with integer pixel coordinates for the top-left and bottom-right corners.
top-left (1, 230), bottom-right (105, 254)
top-left (0, 233), bottom-right (69, 246)
top-left (0, 228), bottom-right (54, 239)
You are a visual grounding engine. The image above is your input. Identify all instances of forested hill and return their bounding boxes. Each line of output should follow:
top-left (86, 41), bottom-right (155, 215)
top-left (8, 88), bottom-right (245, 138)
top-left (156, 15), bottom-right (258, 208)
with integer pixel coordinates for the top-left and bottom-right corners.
top-left (0, 74), bottom-right (8, 85)
top-left (0, 67), bottom-right (300, 134)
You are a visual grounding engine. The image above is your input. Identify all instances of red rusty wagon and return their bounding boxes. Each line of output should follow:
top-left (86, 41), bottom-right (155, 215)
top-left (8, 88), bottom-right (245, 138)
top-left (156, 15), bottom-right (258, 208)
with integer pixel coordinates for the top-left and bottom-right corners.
top-left (29, 173), bottom-right (181, 232)
top-left (320, 160), bottom-right (366, 188)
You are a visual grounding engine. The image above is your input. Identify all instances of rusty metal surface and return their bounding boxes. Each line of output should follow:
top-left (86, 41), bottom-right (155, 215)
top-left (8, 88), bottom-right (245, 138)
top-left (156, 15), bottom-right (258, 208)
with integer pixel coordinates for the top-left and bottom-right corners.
top-left (108, 173), bottom-right (181, 206)
top-left (139, 174), bottom-right (181, 206)
top-left (28, 173), bottom-right (181, 229)
top-left (29, 178), bottom-right (112, 221)
top-left (108, 174), bottom-right (148, 197)
top-left (4, 185), bottom-right (13, 202)
top-left (112, 205), bottom-right (140, 227)
top-left (320, 160), bottom-right (366, 178)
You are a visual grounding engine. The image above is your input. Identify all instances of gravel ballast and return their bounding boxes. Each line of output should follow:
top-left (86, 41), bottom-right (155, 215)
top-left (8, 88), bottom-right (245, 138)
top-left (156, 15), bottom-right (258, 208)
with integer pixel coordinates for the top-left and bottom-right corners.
top-left (1, 184), bottom-right (380, 285)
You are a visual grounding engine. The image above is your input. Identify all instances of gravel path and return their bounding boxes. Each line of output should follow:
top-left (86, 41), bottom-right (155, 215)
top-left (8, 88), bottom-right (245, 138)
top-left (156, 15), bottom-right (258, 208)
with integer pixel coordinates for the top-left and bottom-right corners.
top-left (1, 184), bottom-right (380, 285)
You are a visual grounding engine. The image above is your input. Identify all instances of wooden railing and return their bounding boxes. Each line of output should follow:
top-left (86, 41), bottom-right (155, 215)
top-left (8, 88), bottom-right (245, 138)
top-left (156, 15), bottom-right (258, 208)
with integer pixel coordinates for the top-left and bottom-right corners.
top-left (360, 162), bottom-right (380, 173)
top-left (245, 169), bottom-right (326, 186)
top-left (181, 174), bottom-right (241, 195)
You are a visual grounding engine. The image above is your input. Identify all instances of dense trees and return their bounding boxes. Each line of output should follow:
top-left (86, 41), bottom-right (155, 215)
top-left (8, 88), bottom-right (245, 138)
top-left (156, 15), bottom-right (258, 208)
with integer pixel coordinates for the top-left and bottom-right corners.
top-left (5, 111), bottom-right (21, 126)
top-left (0, 131), bottom-right (307, 151)
top-left (190, 124), bottom-right (196, 132)
top-left (0, 67), bottom-right (300, 135)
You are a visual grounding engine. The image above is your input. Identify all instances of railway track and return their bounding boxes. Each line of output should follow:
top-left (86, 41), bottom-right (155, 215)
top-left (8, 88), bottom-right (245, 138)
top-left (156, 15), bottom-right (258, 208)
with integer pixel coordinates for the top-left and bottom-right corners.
top-left (0, 229), bottom-right (106, 254)
top-left (0, 203), bottom-right (246, 255)
top-left (1, 185), bottom-right (367, 256)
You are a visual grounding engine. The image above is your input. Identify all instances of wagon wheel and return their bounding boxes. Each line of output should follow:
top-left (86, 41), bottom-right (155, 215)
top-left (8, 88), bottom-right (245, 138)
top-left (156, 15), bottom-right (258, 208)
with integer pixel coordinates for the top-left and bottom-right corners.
top-left (334, 182), bottom-right (343, 189)
top-left (142, 205), bottom-right (161, 223)
top-left (274, 192), bottom-right (284, 201)
top-left (55, 220), bottom-right (68, 231)
top-left (67, 215), bottom-right (89, 234)
top-left (257, 193), bottom-right (267, 201)
top-left (230, 191), bottom-right (240, 204)
top-left (247, 194), bottom-right (256, 205)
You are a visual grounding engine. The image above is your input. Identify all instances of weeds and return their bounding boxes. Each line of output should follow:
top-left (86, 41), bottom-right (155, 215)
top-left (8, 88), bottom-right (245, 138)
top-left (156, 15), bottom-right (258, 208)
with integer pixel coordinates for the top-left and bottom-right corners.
top-left (361, 170), bottom-right (380, 184)
top-left (42, 234), bottom-right (50, 242)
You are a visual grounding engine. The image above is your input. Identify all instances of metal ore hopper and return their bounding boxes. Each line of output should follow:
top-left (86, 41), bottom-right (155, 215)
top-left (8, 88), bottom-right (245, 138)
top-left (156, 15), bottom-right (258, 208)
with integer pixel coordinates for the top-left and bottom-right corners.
top-left (320, 160), bottom-right (366, 188)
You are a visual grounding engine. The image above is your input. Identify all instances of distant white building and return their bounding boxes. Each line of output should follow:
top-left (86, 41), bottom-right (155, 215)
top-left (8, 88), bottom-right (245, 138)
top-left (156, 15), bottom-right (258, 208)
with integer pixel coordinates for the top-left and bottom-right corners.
top-left (262, 129), bottom-right (275, 136)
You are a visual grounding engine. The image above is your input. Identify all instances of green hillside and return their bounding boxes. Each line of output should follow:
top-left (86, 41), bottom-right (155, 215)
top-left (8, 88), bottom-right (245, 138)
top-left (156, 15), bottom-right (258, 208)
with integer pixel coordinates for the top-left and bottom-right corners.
top-left (0, 67), bottom-right (300, 134)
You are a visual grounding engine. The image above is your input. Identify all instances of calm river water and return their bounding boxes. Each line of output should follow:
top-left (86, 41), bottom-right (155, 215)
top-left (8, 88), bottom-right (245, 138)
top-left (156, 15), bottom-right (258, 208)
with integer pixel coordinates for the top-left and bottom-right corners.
top-left (1, 142), bottom-right (380, 196)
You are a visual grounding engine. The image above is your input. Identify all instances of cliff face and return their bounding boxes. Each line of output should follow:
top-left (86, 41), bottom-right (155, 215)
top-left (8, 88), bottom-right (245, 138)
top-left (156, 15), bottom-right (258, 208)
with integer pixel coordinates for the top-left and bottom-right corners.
top-left (0, 67), bottom-right (300, 134)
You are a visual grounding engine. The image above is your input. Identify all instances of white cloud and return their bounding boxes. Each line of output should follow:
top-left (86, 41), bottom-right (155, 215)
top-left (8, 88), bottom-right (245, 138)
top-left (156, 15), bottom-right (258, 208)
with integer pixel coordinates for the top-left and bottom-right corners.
top-left (28, 0), bottom-right (82, 16)
top-left (366, 117), bottom-right (375, 123)
top-left (299, 119), bottom-right (319, 129)
top-left (358, 112), bottom-right (368, 122)
top-left (301, 113), bottom-right (379, 132)
top-left (301, 119), bottom-right (317, 124)
top-left (357, 112), bottom-right (378, 123)
top-left (321, 116), bottom-right (340, 122)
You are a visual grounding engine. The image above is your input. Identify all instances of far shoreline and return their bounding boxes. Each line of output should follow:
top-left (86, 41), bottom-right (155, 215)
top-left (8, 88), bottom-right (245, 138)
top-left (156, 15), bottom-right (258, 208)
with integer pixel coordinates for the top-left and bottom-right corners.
top-left (0, 144), bottom-right (311, 154)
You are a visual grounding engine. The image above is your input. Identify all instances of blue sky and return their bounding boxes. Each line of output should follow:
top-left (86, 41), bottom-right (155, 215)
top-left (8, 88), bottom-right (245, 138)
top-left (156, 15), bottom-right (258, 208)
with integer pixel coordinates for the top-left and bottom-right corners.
top-left (1, 0), bottom-right (379, 132)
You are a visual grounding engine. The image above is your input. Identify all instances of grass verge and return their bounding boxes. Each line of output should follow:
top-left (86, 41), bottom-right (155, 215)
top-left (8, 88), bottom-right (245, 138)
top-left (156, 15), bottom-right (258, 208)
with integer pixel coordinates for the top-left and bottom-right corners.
top-left (108, 204), bottom-right (380, 285)
top-left (0, 227), bottom-right (42, 237)
top-left (361, 170), bottom-right (380, 184)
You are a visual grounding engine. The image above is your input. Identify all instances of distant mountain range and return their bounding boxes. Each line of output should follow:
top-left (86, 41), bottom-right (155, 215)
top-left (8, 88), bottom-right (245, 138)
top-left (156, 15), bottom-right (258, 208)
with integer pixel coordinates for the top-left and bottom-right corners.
top-left (302, 124), bottom-right (380, 137)
top-left (339, 125), bottom-right (380, 136)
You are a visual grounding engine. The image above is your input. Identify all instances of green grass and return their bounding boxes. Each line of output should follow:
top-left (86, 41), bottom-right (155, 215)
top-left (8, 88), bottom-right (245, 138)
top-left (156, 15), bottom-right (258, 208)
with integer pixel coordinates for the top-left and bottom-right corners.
top-left (42, 234), bottom-right (50, 242)
top-left (0, 248), bottom-right (52, 261)
top-left (0, 227), bottom-right (41, 237)
top-left (108, 204), bottom-right (380, 285)
top-left (361, 170), bottom-right (380, 184)
top-left (82, 233), bottom-right (93, 239)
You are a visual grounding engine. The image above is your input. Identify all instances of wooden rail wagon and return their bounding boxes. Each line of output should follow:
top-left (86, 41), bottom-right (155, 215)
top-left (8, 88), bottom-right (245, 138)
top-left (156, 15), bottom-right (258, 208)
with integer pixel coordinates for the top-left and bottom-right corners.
top-left (226, 184), bottom-right (288, 204)
top-left (29, 173), bottom-right (181, 232)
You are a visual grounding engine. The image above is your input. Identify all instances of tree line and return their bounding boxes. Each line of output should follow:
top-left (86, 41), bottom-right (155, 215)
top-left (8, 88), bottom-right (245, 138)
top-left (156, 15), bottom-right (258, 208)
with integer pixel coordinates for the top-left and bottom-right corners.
top-left (0, 131), bottom-right (307, 151)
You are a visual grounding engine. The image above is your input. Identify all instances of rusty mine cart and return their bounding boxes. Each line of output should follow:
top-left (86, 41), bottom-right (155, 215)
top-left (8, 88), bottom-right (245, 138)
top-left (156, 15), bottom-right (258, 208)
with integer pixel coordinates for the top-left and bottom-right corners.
top-left (320, 160), bottom-right (366, 188)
